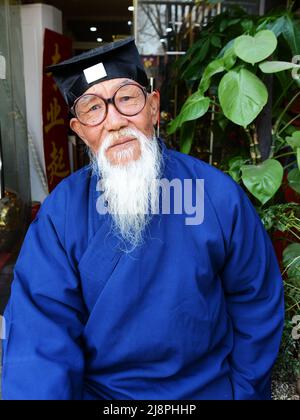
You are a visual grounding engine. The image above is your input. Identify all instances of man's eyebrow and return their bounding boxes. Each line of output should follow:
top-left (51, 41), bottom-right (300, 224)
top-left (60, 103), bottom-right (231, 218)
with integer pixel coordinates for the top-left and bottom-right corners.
top-left (118, 79), bottom-right (137, 87)
top-left (96, 79), bottom-right (138, 97)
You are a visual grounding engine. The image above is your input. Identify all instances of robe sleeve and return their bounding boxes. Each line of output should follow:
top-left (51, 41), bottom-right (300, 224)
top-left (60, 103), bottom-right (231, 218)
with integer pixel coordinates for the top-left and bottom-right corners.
top-left (221, 185), bottom-right (284, 400)
top-left (1, 205), bottom-right (86, 400)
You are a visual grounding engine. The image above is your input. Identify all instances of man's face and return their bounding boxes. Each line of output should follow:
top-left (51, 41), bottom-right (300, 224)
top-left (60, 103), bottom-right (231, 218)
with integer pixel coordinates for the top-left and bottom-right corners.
top-left (70, 78), bottom-right (160, 165)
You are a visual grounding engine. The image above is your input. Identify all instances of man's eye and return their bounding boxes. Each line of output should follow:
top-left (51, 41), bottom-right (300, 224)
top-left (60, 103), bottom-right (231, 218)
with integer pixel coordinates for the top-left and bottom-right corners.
top-left (120, 95), bottom-right (134, 102)
top-left (89, 104), bottom-right (102, 112)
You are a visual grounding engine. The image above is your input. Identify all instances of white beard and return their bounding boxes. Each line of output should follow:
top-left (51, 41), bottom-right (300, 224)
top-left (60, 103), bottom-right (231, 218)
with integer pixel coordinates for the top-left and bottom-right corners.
top-left (90, 128), bottom-right (162, 250)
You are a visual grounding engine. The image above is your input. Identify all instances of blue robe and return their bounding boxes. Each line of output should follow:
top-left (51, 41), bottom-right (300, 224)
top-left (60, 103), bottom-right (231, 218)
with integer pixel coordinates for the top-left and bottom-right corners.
top-left (2, 140), bottom-right (284, 400)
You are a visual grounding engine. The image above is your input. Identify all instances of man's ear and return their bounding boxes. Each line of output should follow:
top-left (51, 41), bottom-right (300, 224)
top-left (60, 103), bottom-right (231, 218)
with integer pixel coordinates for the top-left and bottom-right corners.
top-left (148, 91), bottom-right (160, 126)
top-left (70, 118), bottom-right (89, 146)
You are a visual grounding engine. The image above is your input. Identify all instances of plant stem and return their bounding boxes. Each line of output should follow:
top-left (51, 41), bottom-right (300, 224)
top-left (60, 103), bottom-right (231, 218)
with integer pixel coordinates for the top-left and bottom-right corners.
top-left (209, 99), bottom-right (220, 107)
top-left (289, 230), bottom-right (300, 241)
top-left (285, 284), bottom-right (300, 299)
top-left (274, 90), bottom-right (300, 135)
top-left (278, 114), bottom-right (300, 135)
top-left (287, 301), bottom-right (300, 312)
top-left (284, 161), bottom-right (296, 170)
top-left (207, 110), bottom-right (222, 115)
top-left (273, 79), bottom-right (295, 111)
top-left (274, 151), bottom-right (295, 159)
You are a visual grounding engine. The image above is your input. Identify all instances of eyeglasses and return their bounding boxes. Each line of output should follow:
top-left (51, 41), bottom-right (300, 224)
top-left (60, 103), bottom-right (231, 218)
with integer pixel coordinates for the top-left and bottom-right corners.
top-left (71, 83), bottom-right (148, 127)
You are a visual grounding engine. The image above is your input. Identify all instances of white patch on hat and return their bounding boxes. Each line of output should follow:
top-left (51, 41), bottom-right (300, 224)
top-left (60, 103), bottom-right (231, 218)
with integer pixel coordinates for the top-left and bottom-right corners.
top-left (83, 62), bottom-right (107, 84)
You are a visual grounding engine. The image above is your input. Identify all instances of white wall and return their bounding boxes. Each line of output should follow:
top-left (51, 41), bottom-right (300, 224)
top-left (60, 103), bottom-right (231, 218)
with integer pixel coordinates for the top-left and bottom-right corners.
top-left (21, 4), bottom-right (62, 203)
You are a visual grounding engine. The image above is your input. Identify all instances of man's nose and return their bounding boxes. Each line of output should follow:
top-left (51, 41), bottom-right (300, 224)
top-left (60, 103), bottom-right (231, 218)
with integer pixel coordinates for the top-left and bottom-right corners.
top-left (103, 103), bottom-right (129, 131)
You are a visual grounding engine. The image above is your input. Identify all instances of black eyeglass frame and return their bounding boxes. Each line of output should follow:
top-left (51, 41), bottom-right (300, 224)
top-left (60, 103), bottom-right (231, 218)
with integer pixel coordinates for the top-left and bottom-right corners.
top-left (70, 83), bottom-right (148, 127)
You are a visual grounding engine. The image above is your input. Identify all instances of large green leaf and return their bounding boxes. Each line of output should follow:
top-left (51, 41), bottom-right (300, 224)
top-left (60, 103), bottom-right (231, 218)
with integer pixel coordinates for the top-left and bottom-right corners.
top-left (241, 159), bottom-right (284, 205)
top-left (220, 18), bottom-right (241, 32)
top-left (174, 37), bottom-right (205, 70)
top-left (259, 61), bottom-right (300, 73)
top-left (266, 16), bottom-right (287, 37)
top-left (288, 168), bottom-right (300, 194)
top-left (218, 39), bottom-right (235, 58)
top-left (228, 156), bottom-right (247, 183)
top-left (282, 15), bottom-right (300, 57)
top-left (297, 148), bottom-right (300, 172)
top-left (286, 131), bottom-right (300, 151)
top-left (180, 120), bottom-right (196, 154)
top-left (199, 58), bottom-right (225, 94)
top-left (218, 68), bottom-right (268, 127)
top-left (234, 30), bottom-right (278, 64)
top-left (283, 243), bottom-right (300, 282)
top-left (211, 35), bottom-right (222, 48)
top-left (182, 39), bottom-right (210, 80)
top-left (167, 92), bottom-right (210, 134)
top-left (241, 19), bottom-right (254, 33)
top-left (223, 47), bottom-right (237, 71)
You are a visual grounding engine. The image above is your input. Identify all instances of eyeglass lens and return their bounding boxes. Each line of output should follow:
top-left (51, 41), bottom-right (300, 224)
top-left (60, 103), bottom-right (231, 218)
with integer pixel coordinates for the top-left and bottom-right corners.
top-left (74, 84), bottom-right (146, 126)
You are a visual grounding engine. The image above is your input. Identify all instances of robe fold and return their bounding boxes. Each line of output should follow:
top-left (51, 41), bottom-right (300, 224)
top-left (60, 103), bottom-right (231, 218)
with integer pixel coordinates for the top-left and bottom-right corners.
top-left (1, 139), bottom-right (284, 400)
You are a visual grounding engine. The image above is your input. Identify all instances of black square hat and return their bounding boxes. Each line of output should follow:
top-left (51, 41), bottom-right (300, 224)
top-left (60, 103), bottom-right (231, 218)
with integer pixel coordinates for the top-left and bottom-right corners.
top-left (46, 37), bottom-right (149, 107)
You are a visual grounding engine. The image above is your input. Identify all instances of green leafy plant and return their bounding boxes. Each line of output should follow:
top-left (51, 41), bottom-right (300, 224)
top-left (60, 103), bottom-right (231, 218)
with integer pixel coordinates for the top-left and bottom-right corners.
top-left (168, 22), bottom-right (300, 202)
top-left (259, 203), bottom-right (300, 237)
top-left (275, 242), bottom-right (300, 381)
top-left (168, 8), bottom-right (300, 207)
top-left (169, 5), bottom-right (300, 384)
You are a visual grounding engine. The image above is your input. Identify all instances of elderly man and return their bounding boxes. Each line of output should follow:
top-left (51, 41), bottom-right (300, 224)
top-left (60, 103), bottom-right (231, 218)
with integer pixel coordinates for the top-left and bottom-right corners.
top-left (2, 37), bottom-right (284, 400)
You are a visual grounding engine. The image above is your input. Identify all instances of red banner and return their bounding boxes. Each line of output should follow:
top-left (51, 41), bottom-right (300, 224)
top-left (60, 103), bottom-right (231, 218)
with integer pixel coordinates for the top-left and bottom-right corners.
top-left (43, 29), bottom-right (72, 192)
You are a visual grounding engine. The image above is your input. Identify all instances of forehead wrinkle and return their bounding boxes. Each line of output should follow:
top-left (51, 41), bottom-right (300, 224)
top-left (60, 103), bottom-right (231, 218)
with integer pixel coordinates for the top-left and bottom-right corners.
top-left (85, 78), bottom-right (134, 97)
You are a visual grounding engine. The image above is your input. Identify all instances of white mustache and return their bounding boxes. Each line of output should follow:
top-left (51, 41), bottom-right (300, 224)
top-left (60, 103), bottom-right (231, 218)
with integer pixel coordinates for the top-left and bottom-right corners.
top-left (100, 128), bottom-right (140, 153)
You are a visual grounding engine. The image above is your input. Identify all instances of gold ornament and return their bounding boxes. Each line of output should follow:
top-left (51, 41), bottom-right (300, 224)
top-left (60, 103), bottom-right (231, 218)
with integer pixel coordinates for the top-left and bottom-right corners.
top-left (0, 190), bottom-right (24, 253)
